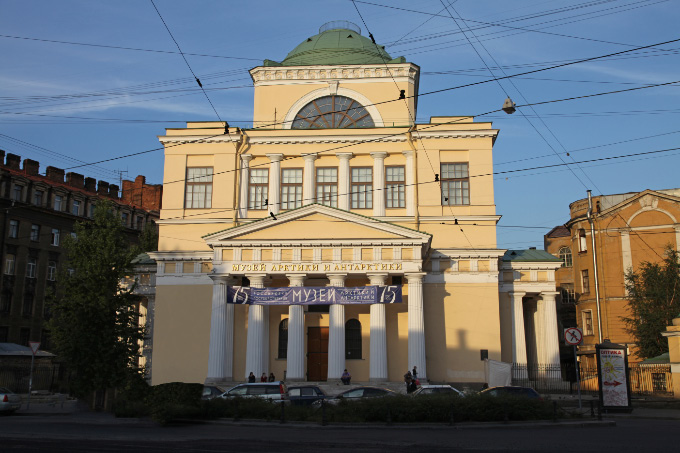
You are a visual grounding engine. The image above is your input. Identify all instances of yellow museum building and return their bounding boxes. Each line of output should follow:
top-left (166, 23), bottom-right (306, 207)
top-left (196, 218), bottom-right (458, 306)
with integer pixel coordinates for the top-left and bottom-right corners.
top-left (149, 21), bottom-right (562, 386)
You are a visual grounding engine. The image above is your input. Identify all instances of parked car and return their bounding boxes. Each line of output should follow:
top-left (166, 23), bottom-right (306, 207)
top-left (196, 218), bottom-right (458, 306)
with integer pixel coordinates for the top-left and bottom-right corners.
top-left (0, 387), bottom-right (21, 413)
top-left (411, 384), bottom-right (465, 397)
top-left (202, 385), bottom-right (227, 400)
top-left (287, 385), bottom-right (327, 406)
top-left (480, 386), bottom-right (542, 400)
top-left (315, 386), bottom-right (397, 406)
top-left (219, 382), bottom-right (289, 403)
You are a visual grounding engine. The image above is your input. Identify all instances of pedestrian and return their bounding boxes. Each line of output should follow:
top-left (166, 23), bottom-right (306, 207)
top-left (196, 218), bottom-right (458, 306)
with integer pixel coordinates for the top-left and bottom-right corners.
top-left (409, 379), bottom-right (418, 393)
top-left (268, 372), bottom-right (276, 382)
top-left (412, 365), bottom-right (418, 381)
top-left (248, 372), bottom-right (256, 383)
top-left (341, 369), bottom-right (351, 385)
top-left (260, 373), bottom-right (267, 382)
top-left (404, 370), bottom-right (413, 393)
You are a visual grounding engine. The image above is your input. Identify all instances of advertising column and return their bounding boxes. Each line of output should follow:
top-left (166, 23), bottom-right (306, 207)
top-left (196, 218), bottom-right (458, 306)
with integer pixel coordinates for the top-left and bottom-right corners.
top-left (596, 340), bottom-right (632, 412)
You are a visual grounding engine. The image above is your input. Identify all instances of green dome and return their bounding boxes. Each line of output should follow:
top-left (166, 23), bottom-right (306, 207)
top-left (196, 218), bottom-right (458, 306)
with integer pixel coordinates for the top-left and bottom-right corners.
top-left (264, 21), bottom-right (406, 67)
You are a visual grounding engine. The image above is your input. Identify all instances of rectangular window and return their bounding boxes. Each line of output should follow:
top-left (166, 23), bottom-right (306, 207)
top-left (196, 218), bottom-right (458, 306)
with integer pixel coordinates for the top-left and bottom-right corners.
top-left (385, 166), bottom-right (405, 208)
top-left (0, 292), bottom-right (11, 314)
top-left (184, 167), bottom-right (213, 209)
top-left (12, 185), bottom-right (23, 202)
top-left (33, 190), bottom-right (44, 206)
top-left (54, 195), bottom-right (63, 211)
top-left (316, 167), bottom-right (338, 208)
top-left (582, 310), bottom-right (594, 336)
top-left (351, 167), bottom-right (372, 209)
top-left (19, 327), bottom-right (30, 346)
top-left (9, 220), bottom-right (18, 238)
top-left (4, 254), bottom-right (16, 275)
top-left (30, 224), bottom-right (40, 242)
top-left (281, 168), bottom-right (303, 210)
top-left (71, 200), bottom-right (81, 215)
top-left (248, 169), bottom-right (269, 210)
top-left (121, 212), bottom-right (129, 226)
top-left (26, 257), bottom-right (37, 278)
top-left (560, 284), bottom-right (575, 304)
top-left (581, 269), bottom-right (590, 293)
top-left (441, 163), bottom-right (469, 205)
top-left (51, 229), bottom-right (60, 246)
top-left (89, 204), bottom-right (95, 218)
top-left (0, 326), bottom-right (7, 343)
top-left (47, 261), bottom-right (57, 281)
top-left (136, 216), bottom-right (144, 230)
top-left (578, 229), bottom-right (588, 253)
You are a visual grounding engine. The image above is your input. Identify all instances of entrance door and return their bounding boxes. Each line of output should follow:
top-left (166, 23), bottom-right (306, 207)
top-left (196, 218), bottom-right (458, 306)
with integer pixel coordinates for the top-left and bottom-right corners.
top-left (307, 327), bottom-right (328, 381)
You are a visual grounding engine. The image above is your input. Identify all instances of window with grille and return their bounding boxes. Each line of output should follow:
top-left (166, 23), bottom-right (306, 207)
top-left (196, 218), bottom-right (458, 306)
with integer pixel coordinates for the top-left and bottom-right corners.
top-left (441, 163), bottom-right (469, 205)
top-left (558, 247), bottom-right (572, 267)
top-left (292, 95), bottom-right (374, 129)
top-left (248, 169), bottom-right (269, 210)
top-left (581, 269), bottom-right (590, 293)
top-left (351, 167), bottom-right (372, 209)
top-left (30, 224), bottom-right (40, 242)
top-left (9, 220), bottom-right (18, 239)
top-left (386, 166), bottom-right (405, 208)
top-left (278, 319), bottom-right (288, 359)
top-left (345, 318), bottom-right (362, 359)
top-left (281, 169), bottom-right (303, 210)
top-left (316, 167), bottom-right (338, 207)
top-left (185, 167), bottom-right (213, 209)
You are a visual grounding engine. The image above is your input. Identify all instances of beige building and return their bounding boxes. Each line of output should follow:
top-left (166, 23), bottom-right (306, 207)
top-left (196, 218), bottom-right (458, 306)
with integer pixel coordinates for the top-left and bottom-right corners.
top-left (149, 21), bottom-right (562, 386)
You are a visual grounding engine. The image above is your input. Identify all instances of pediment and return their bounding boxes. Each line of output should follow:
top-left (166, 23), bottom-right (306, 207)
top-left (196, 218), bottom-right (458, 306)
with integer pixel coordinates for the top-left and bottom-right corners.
top-left (203, 204), bottom-right (431, 247)
top-left (599, 189), bottom-right (680, 218)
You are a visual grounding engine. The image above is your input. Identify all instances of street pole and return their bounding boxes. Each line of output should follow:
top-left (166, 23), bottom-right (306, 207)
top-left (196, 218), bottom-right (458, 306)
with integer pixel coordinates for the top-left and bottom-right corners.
top-left (587, 190), bottom-right (603, 343)
top-left (574, 344), bottom-right (582, 409)
top-left (27, 352), bottom-right (35, 409)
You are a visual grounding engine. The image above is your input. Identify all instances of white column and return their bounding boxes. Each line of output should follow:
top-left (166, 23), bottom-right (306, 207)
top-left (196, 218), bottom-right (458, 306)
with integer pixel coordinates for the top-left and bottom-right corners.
top-left (402, 150), bottom-right (415, 216)
top-left (286, 274), bottom-right (306, 381)
top-left (540, 291), bottom-right (561, 367)
top-left (206, 275), bottom-right (233, 383)
top-left (245, 274), bottom-right (266, 380)
top-left (266, 154), bottom-right (283, 215)
top-left (239, 154), bottom-right (253, 218)
top-left (302, 154), bottom-right (317, 205)
top-left (508, 291), bottom-right (528, 381)
top-left (371, 152), bottom-right (387, 217)
top-left (368, 273), bottom-right (388, 382)
top-left (675, 226), bottom-right (680, 253)
top-left (327, 274), bottom-right (347, 380)
top-left (534, 296), bottom-right (547, 366)
top-left (406, 273), bottom-right (427, 381)
top-left (336, 153), bottom-right (352, 211)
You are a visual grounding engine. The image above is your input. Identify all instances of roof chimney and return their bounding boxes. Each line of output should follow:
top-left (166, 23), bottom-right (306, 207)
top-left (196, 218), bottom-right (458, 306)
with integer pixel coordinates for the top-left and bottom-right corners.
top-left (109, 184), bottom-right (119, 198)
top-left (66, 172), bottom-right (85, 189)
top-left (6, 153), bottom-right (21, 170)
top-left (97, 180), bottom-right (110, 196)
top-left (23, 158), bottom-right (40, 176)
top-left (46, 166), bottom-right (65, 183)
top-left (84, 177), bottom-right (97, 192)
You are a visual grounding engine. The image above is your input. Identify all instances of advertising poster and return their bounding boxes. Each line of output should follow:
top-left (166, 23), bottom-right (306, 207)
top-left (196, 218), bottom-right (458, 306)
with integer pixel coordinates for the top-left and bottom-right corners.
top-left (598, 347), bottom-right (630, 407)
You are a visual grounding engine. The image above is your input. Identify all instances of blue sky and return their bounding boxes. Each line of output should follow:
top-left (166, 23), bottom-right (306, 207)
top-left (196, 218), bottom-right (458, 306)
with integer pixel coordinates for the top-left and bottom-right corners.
top-left (2, 0), bottom-right (679, 250)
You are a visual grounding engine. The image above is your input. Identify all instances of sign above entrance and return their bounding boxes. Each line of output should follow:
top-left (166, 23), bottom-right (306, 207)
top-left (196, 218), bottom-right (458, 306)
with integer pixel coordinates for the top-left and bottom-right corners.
top-left (227, 285), bottom-right (402, 305)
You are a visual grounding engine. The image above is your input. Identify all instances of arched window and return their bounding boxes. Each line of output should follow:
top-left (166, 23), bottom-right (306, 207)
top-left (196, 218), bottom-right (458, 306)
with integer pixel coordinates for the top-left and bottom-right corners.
top-left (292, 95), bottom-right (374, 129)
top-left (278, 319), bottom-right (288, 359)
top-left (558, 246), bottom-right (572, 267)
top-left (345, 318), bottom-right (362, 359)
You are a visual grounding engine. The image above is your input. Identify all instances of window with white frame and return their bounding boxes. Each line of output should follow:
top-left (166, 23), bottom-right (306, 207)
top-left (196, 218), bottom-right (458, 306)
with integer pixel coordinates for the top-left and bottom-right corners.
top-left (71, 199), bottom-right (81, 215)
top-left (351, 167), bottom-right (372, 209)
top-left (8, 220), bottom-right (18, 239)
top-left (47, 261), bottom-right (57, 281)
top-left (54, 195), bottom-right (63, 211)
top-left (578, 229), bottom-right (587, 252)
top-left (33, 190), bottom-right (44, 206)
top-left (30, 224), bottom-right (40, 242)
top-left (12, 185), bottom-right (23, 202)
top-left (316, 167), bottom-right (338, 207)
top-left (582, 310), bottom-right (594, 336)
top-left (4, 254), bottom-right (16, 275)
top-left (248, 169), bottom-right (269, 210)
top-left (385, 166), bottom-right (405, 208)
top-left (184, 167), bottom-right (213, 209)
top-left (441, 163), bottom-right (469, 205)
top-left (281, 168), bottom-right (303, 210)
top-left (560, 284), bottom-right (575, 304)
top-left (558, 246), bottom-right (572, 267)
top-left (26, 257), bottom-right (37, 278)
top-left (51, 229), bottom-right (60, 246)
top-left (581, 269), bottom-right (590, 293)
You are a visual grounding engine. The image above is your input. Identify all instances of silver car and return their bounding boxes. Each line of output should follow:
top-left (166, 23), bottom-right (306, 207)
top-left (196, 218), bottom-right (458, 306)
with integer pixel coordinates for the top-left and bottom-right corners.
top-left (0, 387), bottom-right (21, 413)
top-left (220, 381), bottom-right (289, 403)
top-left (411, 384), bottom-right (465, 397)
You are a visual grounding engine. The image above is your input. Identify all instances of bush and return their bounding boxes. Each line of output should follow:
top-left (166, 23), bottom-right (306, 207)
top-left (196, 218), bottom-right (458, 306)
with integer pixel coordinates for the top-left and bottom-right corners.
top-left (144, 382), bottom-right (204, 424)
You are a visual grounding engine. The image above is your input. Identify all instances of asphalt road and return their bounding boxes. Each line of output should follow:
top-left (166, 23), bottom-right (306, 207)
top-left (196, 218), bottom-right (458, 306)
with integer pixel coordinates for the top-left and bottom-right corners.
top-left (0, 414), bottom-right (676, 452)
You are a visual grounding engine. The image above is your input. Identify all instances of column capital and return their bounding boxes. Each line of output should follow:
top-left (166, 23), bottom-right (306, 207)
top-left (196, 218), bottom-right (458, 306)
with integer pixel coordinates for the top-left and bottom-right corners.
top-left (508, 291), bottom-right (526, 298)
top-left (209, 274), bottom-right (233, 284)
top-left (402, 150), bottom-right (415, 158)
top-left (335, 152), bottom-right (353, 161)
top-left (540, 291), bottom-right (560, 299)
top-left (246, 274), bottom-right (267, 287)
top-left (266, 153), bottom-right (284, 163)
top-left (327, 274), bottom-right (347, 287)
top-left (302, 153), bottom-right (318, 162)
top-left (241, 154), bottom-right (254, 163)
top-left (367, 273), bottom-right (388, 286)
top-left (405, 272), bottom-right (426, 283)
top-left (286, 274), bottom-right (306, 286)
top-left (370, 152), bottom-right (387, 160)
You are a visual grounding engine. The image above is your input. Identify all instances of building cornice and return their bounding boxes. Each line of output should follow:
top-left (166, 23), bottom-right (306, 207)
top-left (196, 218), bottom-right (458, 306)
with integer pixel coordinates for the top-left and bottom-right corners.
top-left (249, 63), bottom-right (419, 86)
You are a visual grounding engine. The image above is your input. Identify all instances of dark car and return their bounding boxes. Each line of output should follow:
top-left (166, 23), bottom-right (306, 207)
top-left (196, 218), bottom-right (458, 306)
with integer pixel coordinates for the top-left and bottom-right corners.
top-left (287, 385), bottom-right (327, 406)
top-left (316, 386), bottom-right (397, 406)
top-left (480, 386), bottom-right (542, 400)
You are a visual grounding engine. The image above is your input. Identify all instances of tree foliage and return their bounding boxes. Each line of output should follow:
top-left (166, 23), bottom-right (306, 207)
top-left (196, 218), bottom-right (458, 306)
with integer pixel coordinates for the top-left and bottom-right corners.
top-left (48, 201), bottom-right (145, 396)
top-left (624, 247), bottom-right (680, 359)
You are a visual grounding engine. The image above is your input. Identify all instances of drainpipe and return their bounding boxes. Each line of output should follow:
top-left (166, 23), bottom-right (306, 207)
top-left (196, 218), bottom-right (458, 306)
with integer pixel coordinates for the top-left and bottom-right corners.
top-left (587, 190), bottom-right (603, 343)
top-left (231, 130), bottom-right (249, 225)
top-left (406, 127), bottom-right (420, 230)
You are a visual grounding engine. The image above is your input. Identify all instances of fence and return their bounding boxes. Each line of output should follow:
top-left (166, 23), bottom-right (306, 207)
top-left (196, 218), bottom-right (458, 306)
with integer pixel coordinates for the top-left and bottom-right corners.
top-left (0, 363), bottom-right (63, 393)
top-left (511, 363), bottom-right (674, 397)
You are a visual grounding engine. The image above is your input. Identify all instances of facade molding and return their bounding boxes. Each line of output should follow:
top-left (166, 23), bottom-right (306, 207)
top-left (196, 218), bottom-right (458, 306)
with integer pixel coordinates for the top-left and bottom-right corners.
top-left (249, 63), bottom-right (419, 86)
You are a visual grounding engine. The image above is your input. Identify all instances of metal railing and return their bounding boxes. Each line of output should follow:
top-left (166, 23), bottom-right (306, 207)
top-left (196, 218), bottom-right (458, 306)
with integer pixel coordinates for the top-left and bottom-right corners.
top-left (0, 363), bottom-right (62, 393)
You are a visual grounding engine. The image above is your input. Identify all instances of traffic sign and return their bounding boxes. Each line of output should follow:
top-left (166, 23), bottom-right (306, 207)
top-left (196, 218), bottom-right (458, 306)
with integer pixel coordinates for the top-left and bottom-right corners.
top-left (564, 327), bottom-right (583, 346)
top-left (28, 341), bottom-right (40, 355)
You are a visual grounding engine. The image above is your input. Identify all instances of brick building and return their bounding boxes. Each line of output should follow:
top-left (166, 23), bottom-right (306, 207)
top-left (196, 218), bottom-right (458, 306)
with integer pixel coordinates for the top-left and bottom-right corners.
top-left (0, 151), bottom-right (162, 349)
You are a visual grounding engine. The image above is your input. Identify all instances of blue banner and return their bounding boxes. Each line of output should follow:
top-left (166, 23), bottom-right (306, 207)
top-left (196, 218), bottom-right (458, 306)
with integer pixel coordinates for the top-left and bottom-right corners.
top-left (227, 285), bottom-right (402, 305)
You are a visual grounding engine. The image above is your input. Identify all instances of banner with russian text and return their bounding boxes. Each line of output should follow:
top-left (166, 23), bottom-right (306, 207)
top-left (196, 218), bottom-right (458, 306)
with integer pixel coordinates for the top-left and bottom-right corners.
top-left (226, 285), bottom-right (402, 305)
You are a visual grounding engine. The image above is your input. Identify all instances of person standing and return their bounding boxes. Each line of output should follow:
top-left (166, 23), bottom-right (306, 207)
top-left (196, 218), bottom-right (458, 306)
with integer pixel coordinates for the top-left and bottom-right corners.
top-left (412, 366), bottom-right (418, 381)
top-left (248, 372), bottom-right (256, 383)
top-left (260, 373), bottom-right (267, 382)
top-left (268, 372), bottom-right (276, 382)
top-left (404, 370), bottom-right (413, 393)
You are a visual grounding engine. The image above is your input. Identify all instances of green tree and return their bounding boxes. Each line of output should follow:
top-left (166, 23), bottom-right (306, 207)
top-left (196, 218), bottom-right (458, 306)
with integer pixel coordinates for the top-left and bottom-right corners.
top-left (624, 247), bottom-right (680, 359)
top-left (48, 201), bottom-right (145, 396)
